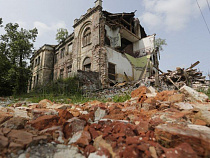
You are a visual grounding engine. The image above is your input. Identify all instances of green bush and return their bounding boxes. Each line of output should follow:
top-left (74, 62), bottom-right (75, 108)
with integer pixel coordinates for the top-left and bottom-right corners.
top-left (33, 76), bottom-right (80, 97)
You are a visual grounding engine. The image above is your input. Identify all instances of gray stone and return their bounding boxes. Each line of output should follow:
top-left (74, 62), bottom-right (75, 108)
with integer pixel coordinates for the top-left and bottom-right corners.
top-left (54, 146), bottom-right (85, 158)
top-left (94, 107), bottom-right (106, 122)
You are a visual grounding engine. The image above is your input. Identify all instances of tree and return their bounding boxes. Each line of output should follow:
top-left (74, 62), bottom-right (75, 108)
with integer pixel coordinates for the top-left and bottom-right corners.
top-left (56, 28), bottom-right (68, 43)
top-left (155, 38), bottom-right (167, 52)
top-left (155, 38), bottom-right (167, 59)
top-left (0, 19), bottom-right (38, 95)
top-left (0, 18), bottom-right (3, 27)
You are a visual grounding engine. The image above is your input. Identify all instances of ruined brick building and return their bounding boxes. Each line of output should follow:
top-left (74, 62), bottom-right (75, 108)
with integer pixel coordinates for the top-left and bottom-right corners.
top-left (29, 0), bottom-right (158, 91)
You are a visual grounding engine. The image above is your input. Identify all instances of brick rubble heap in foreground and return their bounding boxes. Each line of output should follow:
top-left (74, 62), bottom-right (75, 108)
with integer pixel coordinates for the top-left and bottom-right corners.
top-left (0, 86), bottom-right (209, 158)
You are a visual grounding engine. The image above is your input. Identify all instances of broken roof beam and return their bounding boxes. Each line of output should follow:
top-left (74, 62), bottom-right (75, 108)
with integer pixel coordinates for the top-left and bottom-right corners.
top-left (119, 17), bottom-right (133, 31)
top-left (106, 12), bottom-right (135, 18)
top-left (120, 28), bottom-right (140, 42)
top-left (106, 19), bottom-right (140, 42)
top-left (188, 61), bottom-right (200, 69)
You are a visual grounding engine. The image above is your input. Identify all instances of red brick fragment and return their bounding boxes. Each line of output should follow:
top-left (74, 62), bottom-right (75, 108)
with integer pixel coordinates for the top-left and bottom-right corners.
top-left (29, 115), bottom-right (59, 130)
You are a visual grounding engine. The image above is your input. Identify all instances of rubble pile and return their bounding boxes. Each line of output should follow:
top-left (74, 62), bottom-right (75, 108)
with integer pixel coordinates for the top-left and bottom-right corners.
top-left (159, 61), bottom-right (209, 90)
top-left (0, 86), bottom-right (210, 158)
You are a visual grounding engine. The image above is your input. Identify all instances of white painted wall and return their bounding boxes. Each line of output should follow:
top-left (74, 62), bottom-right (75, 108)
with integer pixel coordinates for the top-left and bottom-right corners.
top-left (106, 46), bottom-right (133, 82)
top-left (133, 34), bottom-right (155, 56)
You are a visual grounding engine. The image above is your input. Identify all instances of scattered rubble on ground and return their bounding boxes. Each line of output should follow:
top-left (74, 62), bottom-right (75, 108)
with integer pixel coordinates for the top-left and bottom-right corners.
top-left (0, 85), bottom-right (209, 158)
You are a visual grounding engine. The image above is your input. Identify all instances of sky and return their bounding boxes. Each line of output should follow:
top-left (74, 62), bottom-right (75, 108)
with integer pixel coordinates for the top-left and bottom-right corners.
top-left (0, 0), bottom-right (210, 77)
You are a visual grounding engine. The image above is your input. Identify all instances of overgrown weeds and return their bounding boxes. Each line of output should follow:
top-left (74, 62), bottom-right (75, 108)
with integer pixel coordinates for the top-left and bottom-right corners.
top-left (13, 77), bottom-right (132, 104)
top-left (198, 87), bottom-right (210, 99)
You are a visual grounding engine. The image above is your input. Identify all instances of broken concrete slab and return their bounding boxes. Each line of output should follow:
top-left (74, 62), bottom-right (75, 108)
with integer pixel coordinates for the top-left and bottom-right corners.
top-left (180, 85), bottom-right (209, 102)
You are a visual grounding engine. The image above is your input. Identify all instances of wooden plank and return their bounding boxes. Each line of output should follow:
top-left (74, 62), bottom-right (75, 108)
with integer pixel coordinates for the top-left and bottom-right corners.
top-left (124, 72), bottom-right (131, 82)
top-left (188, 61), bottom-right (200, 69)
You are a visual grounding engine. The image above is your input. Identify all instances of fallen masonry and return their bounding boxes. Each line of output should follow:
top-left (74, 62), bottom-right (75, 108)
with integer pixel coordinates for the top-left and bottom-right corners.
top-left (0, 85), bottom-right (210, 158)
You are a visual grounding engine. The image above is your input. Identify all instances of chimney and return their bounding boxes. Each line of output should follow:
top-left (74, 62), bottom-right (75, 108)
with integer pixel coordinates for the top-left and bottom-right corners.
top-left (95, 0), bottom-right (102, 7)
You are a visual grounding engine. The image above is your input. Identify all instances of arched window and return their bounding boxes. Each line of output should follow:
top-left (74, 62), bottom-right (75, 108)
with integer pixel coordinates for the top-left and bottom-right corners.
top-left (83, 57), bottom-right (91, 71)
top-left (83, 27), bottom-right (91, 47)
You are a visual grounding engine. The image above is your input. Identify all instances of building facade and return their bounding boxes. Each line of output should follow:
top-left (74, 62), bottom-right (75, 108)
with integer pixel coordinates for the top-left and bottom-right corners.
top-left (29, 0), bottom-right (158, 91)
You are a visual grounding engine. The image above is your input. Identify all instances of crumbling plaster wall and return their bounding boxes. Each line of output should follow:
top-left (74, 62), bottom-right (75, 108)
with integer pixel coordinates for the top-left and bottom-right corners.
top-left (133, 35), bottom-right (155, 57)
top-left (106, 46), bottom-right (133, 83)
top-left (105, 25), bottom-right (121, 48)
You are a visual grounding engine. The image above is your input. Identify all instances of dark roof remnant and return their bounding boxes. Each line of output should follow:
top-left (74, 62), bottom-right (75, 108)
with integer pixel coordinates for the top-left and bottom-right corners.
top-left (102, 11), bottom-right (147, 38)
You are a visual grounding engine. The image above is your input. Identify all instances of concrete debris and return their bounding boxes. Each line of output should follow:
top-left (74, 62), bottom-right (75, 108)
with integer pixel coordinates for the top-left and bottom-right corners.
top-left (180, 85), bottom-right (209, 102)
top-left (94, 107), bottom-right (106, 122)
top-left (0, 85), bottom-right (210, 158)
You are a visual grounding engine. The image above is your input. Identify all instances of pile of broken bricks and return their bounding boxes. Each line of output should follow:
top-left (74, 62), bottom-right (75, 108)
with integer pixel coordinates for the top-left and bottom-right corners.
top-left (0, 85), bottom-right (210, 158)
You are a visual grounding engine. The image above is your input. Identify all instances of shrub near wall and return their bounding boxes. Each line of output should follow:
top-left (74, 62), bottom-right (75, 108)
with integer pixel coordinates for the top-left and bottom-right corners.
top-left (33, 77), bottom-right (81, 96)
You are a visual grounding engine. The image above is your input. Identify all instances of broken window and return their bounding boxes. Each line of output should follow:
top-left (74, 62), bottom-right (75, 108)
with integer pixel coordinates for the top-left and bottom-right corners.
top-left (60, 48), bottom-right (65, 58)
top-left (83, 57), bottom-right (91, 71)
top-left (68, 44), bottom-right (73, 54)
top-left (108, 62), bottom-right (116, 81)
top-left (83, 27), bottom-right (91, 47)
top-left (60, 69), bottom-right (64, 78)
top-left (67, 65), bottom-right (72, 77)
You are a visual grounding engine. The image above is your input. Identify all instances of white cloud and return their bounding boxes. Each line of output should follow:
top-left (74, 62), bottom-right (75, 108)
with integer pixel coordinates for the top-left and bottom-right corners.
top-left (141, 12), bottom-right (162, 29)
top-left (140, 0), bottom-right (208, 31)
top-left (33, 21), bottom-right (67, 36)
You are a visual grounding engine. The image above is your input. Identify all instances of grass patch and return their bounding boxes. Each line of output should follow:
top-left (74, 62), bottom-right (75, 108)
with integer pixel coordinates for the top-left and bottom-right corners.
top-left (112, 93), bottom-right (131, 103)
top-left (198, 87), bottom-right (210, 99)
top-left (206, 88), bottom-right (210, 99)
top-left (13, 93), bottom-right (97, 104)
top-left (13, 92), bottom-right (132, 104)
top-left (13, 76), bottom-right (132, 104)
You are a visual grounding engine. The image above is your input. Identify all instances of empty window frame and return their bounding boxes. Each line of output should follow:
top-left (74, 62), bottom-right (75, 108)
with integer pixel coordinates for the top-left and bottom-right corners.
top-left (83, 57), bottom-right (91, 72)
top-left (108, 62), bottom-right (116, 80)
top-left (83, 27), bottom-right (91, 47)
top-left (67, 65), bottom-right (72, 77)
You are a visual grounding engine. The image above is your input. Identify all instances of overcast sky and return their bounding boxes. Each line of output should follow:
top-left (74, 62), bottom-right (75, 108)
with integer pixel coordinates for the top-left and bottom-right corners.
top-left (0, 0), bottom-right (210, 77)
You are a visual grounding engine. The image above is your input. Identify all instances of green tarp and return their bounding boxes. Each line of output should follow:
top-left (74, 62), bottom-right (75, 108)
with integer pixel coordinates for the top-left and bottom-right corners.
top-left (125, 54), bottom-right (151, 68)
